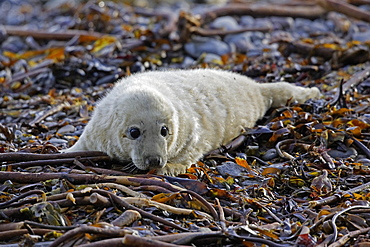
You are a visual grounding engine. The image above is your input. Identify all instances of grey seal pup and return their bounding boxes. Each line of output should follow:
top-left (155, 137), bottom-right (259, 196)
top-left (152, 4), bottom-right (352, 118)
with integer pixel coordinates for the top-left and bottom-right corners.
top-left (65, 69), bottom-right (320, 175)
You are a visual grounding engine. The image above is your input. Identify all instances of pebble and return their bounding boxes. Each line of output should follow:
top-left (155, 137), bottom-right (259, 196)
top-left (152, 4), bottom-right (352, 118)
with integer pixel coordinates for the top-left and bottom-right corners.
top-left (236, 153), bottom-right (247, 160)
top-left (357, 158), bottom-right (370, 166)
top-left (48, 137), bottom-right (68, 144)
top-left (130, 61), bottom-right (146, 73)
top-left (216, 161), bottom-right (246, 177)
top-left (327, 147), bottom-right (358, 159)
top-left (210, 16), bottom-right (240, 31)
top-left (2, 36), bottom-right (27, 53)
top-left (198, 53), bottom-right (223, 64)
top-left (184, 37), bottom-right (231, 57)
top-left (293, 18), bottom-right (313, 37)
top-left (254, 18), bottom-right (273, 30)
top-left (181, 56), bottom-right (195, 67)
top-left (20, 133), bottom-right (34, 142)
top-left (250, 31), bottom-right (266, 44)
top-left (311, 19), bottom-right (331, 32)
top-left (57, 124), bottom-right (76, 134)
top-left (224, 32), bottom-right (254, 53)
top-left (53, 112), bottom-right (67, 120)
top-left (353, 30), bottom-right (370, 42)
top-left (240, 16), bottom-right (254, 27)
top-left (5, 8), bottom-right (26, 25)
top-left (270, 17), bottom-right (294, 30)
top-left (54, 15), bottom-right (76, 29)
top-left (72, 129), bottom-right (84, 136)
top-left (246, 48), bottom-right (263, 57)
top-left (262, 149), bottom-right (279, 161)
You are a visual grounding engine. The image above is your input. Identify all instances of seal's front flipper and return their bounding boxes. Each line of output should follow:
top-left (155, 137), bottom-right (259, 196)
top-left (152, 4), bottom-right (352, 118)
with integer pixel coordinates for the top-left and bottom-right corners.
top-left (156, 162), bottom-right (190, 176)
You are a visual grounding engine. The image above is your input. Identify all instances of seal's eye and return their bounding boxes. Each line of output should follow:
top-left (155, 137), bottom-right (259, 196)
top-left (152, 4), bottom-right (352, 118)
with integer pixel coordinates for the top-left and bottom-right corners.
top-left (161, 126), bottom-right (169, 137)
top-left (129, 127), bottom-right (141, 139)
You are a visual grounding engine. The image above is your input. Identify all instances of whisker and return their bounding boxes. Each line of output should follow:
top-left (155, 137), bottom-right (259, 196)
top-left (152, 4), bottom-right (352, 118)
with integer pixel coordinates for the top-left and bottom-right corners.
top-left (121, 162), bottom-right (136, 172)
top-left (121, 162), bottom-right (148, 174)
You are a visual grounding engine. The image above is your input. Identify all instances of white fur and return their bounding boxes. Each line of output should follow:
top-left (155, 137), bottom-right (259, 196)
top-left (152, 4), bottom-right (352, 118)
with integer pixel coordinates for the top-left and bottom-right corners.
top-left (65, 69), bottom-right (320, 175)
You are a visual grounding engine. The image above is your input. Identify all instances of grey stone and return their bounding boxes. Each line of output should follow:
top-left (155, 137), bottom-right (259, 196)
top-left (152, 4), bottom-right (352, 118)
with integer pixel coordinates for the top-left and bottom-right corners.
top-left (216, 161), bottom-right (246, 177)
top-left (185, 37), bottom-right (231, 57)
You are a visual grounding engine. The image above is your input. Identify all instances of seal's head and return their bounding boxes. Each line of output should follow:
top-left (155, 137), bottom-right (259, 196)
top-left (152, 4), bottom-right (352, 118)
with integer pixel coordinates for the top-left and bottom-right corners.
top-left (111, 87), bottom-right (178, 171)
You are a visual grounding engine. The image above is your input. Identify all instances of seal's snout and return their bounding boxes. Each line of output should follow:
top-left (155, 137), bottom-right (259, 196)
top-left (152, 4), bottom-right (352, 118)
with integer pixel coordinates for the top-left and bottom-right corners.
top-left (145, 156), bottom-right (164, 168)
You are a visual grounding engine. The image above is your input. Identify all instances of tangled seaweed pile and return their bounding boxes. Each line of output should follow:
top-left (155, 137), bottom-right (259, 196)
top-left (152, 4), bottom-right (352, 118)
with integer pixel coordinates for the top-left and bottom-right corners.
top-left (1, 0), bottom-right (370, 246)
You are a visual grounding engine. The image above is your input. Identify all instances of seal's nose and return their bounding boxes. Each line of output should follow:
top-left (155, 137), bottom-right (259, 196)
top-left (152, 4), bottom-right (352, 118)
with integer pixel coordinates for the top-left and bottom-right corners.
top-left (145, 156), bottom-right (163, 168)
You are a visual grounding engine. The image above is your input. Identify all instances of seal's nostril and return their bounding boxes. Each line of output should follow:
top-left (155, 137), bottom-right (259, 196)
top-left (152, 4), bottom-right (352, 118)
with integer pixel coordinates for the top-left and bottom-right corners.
top-left (145, 156), bottom-right (162, 167)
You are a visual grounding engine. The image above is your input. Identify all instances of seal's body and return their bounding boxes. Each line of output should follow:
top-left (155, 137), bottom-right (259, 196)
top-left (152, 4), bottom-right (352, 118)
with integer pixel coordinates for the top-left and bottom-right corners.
top-left (66, 69), bottom-right (320, 175)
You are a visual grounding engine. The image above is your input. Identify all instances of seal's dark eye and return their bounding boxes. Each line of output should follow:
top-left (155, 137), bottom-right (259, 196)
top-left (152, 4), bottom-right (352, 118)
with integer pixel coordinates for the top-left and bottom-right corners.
top-left (161, 126), bottom-right (169, 137)
top-left (129, 127), bottom-right (141, 139)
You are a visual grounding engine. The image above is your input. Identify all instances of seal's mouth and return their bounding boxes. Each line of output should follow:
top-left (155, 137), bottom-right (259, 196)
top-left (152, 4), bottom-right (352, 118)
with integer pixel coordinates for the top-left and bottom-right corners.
top-left (132, 156), bottom-right (166, 171)
top-left (144, 156), bottom-right (165, 168)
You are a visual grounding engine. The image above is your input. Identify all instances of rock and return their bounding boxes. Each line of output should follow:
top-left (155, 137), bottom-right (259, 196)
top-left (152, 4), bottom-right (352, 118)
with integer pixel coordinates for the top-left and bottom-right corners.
top-left (181, 56), bottom-right (195, 67)
top-left (57, 124), bottom-right (76, 134)
top-left (216, 161), bottom-right (247, 177)
top-left (294, 18), bottom-right (312, 37)
top-left (250, 31), bottom-right (265, 43)
top-left (2, 36), bottom-right (27, 53)
top-left (184, 37), bottom-right (231, 57)
top-left (311, 19), bottom-right (330, 32)
top-left (270, 17), bottom-right (294, 30)
top-left (254, 18), bottom-right (273, 31)
top-left (224, 32), bottom-right (254, 53)
top-left (130, 61), bottom-right (145, 73)
top-left (198, 53), bottom-right (223, 64)
top-left (210, 16), bottom-right (240, 31)
top-left (53, 112), bottom-right (67, 120)
top-left (262, 149), bottom-right (279, 161)
top-left (240, 16), bottom-right (254, 27)
top-left (48, 137), bottom-right (68, 144)
top-left (353, 30), bottom-right (370, 42)
top-left (327, 147), bottom-right (357, 159)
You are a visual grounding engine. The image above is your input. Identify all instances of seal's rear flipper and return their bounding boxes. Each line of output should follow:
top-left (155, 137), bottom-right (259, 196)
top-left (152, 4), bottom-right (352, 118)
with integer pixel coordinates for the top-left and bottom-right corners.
top-left (260, 82), bottom-right (321, 108)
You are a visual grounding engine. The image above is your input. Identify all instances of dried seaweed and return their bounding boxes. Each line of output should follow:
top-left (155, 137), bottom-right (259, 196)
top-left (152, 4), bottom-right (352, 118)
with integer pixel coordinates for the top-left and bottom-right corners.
top-left (2, 0), bottom-right (370, 246)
